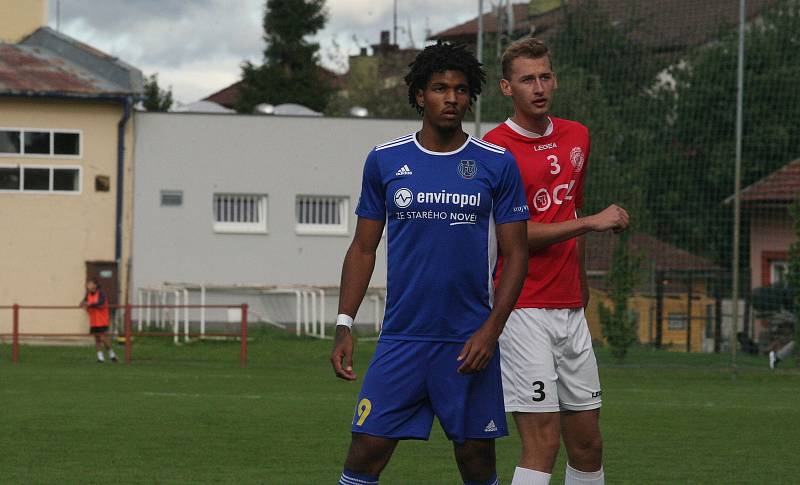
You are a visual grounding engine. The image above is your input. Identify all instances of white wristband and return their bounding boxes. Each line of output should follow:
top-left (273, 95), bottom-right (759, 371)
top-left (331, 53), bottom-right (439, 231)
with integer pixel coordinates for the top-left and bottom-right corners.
top-left (336, 314), bottom-right (354, 328)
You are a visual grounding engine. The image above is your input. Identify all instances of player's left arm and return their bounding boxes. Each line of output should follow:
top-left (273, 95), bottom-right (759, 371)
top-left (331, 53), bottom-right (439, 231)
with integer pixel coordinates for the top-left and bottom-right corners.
top-left (457, 220), bottom-right (527, 374)
top-left (578, 230), bottom-right (589, 308)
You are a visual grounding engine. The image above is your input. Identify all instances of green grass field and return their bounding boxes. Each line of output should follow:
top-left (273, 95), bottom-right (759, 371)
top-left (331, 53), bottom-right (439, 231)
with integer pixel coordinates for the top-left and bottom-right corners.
top-left (1, 329), bottom-right (799, 484)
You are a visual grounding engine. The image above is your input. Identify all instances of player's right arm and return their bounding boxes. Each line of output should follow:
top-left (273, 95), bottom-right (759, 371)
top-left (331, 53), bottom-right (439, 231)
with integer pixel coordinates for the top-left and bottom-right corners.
top-left (527, 204), bottom-right (629, 252)
top-left (331, 217), bottom-right (385, 381)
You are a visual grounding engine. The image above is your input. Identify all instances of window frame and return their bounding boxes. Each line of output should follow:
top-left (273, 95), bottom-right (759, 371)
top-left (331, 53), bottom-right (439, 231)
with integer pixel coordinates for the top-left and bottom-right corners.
top-left (294, 194), bottom-right (350, 236)
top-left (0, 163), bottom-right (82, 194)
top-left (667, 312), bottom-right (687, 331)
top-left (0, 127), bottom-right (83, 159)
top-left (770, 260), bottom-right (789, 285)
top-left (160, 190), bottom-right (184, 207)
top-left (212, 193), bottom-right (268, 235)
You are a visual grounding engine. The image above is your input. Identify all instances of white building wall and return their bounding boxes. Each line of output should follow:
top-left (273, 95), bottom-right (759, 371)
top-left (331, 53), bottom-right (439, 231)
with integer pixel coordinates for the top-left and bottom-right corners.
top-left (131, 112), bottom-right (479, 326)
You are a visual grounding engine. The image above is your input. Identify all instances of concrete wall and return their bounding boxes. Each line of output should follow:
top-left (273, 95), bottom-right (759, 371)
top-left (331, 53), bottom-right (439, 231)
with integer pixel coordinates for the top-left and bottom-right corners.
top-left (132, 113), bottom-right (484, 325)
top-left (0, 0), bottom-right (47, 42)
top-left (0, 97), bottom-right (132, 335)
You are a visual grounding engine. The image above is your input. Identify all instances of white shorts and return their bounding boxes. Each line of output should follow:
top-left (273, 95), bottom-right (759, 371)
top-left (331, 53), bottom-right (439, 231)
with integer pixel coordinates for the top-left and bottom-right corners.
top-left (499, 307), bottom-right (602, 413)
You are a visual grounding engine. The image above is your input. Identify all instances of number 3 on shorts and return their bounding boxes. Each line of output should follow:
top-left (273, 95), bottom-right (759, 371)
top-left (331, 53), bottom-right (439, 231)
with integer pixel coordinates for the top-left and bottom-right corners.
top-left (354, 398), bottom-right (372, 426)
top-left (531, 381), bottom-right (546, 402)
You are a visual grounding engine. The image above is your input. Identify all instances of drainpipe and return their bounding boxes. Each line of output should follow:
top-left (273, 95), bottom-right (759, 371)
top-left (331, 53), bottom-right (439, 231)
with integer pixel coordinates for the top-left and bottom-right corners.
top-left (115, 96), bottom-right (133, 305)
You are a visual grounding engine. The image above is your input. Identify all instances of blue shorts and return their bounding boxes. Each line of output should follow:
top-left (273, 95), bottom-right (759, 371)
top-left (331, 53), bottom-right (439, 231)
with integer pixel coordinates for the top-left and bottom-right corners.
top-left (350, 339), bottom-right (508, 443)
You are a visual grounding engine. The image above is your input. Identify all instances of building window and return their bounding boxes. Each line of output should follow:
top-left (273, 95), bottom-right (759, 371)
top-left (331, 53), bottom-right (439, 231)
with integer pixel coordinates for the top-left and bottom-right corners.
top-left (213, 193), bottom-right (267, 234)
top-left (0, 165), bottom-right (81, 193)
top-left (770, 260), bottom-right (788, 285)
top-left (667, 313), bottom-right (687, 331)
top-left (295, 195), bottom-right (349, 235)
top-left (23, 166), bottom-right (50, 190)
top-left (705, 304), bottom-right (714, 338)
top-left (52, 168), bottom-right (81, 191)
top-left (24, 131), bottom-right (50, 154)
top-left (53, 132), bottom-right (80, 155)
top-left (0, 131), bottom-right (21, 153)
top-left (0, 128), bottom-right (82, 157)
top-left (161, 190), bottom-right (183, 207)
top-left (0, 166), bottom-right (20, 189)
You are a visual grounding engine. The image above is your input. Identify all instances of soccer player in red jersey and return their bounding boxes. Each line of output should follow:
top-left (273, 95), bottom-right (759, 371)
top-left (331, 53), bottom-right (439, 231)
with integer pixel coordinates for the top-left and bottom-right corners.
top-left (483, 38), bottom-right (629, 485)
top-left (80, 277), bottom-right (117, 363)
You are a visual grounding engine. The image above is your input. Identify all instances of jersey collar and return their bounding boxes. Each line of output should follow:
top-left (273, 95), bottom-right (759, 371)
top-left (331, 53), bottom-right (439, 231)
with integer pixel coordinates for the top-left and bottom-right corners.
top-left (413, 132), bottom-right (472, 156)
top-left (505, 117), bottom-right (553, 138)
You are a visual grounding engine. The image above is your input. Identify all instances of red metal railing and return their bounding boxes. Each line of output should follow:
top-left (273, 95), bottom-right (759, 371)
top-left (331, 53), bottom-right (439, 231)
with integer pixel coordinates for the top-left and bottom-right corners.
top-left (0, 303), bottom-right (249, 367)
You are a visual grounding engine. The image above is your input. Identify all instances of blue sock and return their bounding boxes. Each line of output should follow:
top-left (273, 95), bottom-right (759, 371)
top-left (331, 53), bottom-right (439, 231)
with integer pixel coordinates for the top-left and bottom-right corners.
top-left (464, 472), bottom-right (498, 485)
top-left (339, 469), bottom-right (379, 485)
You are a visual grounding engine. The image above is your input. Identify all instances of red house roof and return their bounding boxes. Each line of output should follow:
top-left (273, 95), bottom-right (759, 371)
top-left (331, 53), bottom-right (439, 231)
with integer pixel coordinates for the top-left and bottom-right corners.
top-left (585, 231), bottom-right (721, 274)
top-left (432, 0), bottom-right (779, 53)
top-left (738, 159), bottom-right (800, 205)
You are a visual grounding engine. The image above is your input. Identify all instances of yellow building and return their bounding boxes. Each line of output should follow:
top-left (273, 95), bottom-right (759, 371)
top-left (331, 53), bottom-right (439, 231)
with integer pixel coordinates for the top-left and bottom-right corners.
top-left (584, 232), bottom-right (723, 353)
top-left (586, 290), bottom-right (716, 353)
top-left (0, 0), bottom-right (142, 338)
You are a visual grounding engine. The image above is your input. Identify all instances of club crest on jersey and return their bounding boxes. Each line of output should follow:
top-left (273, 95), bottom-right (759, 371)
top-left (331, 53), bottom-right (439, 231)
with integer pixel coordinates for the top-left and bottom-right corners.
top-left (570, 147), bottom-right (585, 172)
top-left (458, 160), bottom-right (477, 180)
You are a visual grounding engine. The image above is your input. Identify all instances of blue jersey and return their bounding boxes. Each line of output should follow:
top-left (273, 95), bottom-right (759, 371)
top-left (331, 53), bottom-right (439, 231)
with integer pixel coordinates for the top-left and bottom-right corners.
top-left (356, 133), bottom-right (529, 342)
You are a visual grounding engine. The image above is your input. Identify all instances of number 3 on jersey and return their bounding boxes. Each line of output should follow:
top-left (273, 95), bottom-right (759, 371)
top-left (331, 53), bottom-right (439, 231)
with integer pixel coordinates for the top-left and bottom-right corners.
top-left (548, 155), bottom-right (560, 175)
top-left (354, 398), bottom-right (372, 426)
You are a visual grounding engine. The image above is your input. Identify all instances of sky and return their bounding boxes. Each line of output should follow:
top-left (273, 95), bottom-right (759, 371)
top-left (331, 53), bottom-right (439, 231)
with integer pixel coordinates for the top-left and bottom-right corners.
top-left (47, 0), bottom-right (486, 104)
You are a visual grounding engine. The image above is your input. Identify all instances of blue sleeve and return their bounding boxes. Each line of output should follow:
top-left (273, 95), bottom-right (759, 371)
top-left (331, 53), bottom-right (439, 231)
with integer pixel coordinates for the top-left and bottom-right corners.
top-left (492, 151), bottom-right (530, 224)
top-left (354, 149), bottom-right (386, 221)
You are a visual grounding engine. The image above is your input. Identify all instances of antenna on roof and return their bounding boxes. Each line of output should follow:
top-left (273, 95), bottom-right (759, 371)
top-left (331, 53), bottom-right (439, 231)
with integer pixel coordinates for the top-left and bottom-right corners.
top-left (424, 17), bottom-right (431, 42)
top-left (56, 0), bottom-right (61, 31)
top-left (393, 0), bottom-right (398, 45)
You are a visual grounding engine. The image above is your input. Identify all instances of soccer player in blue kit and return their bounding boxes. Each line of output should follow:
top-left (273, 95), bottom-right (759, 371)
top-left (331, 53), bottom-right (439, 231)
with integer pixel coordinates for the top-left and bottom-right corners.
top-left (330, 42), bottom-right (530, 485)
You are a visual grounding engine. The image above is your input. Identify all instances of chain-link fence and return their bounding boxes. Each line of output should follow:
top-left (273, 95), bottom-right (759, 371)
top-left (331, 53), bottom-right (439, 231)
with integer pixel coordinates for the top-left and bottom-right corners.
top-left (460, 0), bottom-right (800, 357)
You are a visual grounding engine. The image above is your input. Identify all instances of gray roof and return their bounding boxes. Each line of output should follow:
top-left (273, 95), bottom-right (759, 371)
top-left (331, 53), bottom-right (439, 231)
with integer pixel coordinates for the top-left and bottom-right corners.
top-left (0, 27), bottom-right (142, 99)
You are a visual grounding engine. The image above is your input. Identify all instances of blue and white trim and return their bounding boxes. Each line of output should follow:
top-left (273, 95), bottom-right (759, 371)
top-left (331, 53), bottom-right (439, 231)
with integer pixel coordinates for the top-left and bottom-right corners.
top-left (375, 134), bottom-right (415, 151)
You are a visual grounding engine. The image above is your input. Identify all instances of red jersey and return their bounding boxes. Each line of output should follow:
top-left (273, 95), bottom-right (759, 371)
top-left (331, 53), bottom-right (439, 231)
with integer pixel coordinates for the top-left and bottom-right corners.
top-left (85, 289), bottom-right (110, 327)
top-left (484, 117), bottom-right (589, 308)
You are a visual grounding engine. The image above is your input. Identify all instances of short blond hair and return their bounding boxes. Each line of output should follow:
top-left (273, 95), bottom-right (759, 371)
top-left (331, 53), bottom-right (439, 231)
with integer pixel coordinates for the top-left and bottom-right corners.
top-left (501, 37), bottom-right (552, 80)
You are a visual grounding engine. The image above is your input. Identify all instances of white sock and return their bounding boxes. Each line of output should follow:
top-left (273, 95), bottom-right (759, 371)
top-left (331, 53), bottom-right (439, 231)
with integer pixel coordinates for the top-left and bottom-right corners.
top-left (565, 464), bottom-right (603, 484)
top-left (109, 349), bottom-right (117, 358)
top-left (97, 350), bottom-right (105, 361)
top-left (511, 467), bottom-right (551, 485)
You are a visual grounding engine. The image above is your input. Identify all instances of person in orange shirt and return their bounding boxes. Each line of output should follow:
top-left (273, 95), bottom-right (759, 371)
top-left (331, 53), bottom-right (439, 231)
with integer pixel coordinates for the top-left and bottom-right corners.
top-left (80, 277), bottom-right (117, 363)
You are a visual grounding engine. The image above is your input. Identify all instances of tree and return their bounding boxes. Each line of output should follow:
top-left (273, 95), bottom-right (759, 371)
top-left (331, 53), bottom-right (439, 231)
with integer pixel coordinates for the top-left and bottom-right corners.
top-left (598, 231), bottom-right (644, 361)
top-left (544, 0), bottom-right (663, 230)
top-left (142, 73), bottom-right (173, 112)
top-left (550, 0), bottom-right (659, 102)
top-left (236, 0), bottom-right (332, 113)
top-left (648, 0), bottom-right (800, 263)
top-left (467, 33), bottom-right (514, 124)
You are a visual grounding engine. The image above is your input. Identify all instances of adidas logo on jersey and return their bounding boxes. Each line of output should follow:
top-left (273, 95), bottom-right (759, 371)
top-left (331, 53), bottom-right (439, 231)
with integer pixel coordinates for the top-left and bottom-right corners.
top-left (395, 164), bottom-right (413, 176)
top-left (484, 420), bottom-right (497, 433)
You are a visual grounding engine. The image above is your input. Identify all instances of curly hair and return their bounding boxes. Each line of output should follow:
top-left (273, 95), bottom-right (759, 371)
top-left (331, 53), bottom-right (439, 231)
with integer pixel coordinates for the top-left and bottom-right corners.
top-left (404, 41), bottom-right (485, 115)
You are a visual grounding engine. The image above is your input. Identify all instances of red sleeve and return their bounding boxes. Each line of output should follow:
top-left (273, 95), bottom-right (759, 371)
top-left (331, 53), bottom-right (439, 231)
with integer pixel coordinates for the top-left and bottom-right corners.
top-left (482, 126), bottom-right (508, 148)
